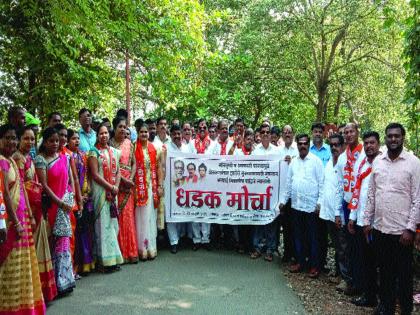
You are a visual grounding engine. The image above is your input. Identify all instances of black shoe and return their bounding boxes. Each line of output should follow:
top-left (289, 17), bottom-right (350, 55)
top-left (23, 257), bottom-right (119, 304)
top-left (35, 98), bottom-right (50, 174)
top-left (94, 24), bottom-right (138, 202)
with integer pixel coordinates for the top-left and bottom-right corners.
top-left (202, 243), bottom-right (212, 251)
top-left (373, 303), bottom-right (393, 315)
top-left (351, 295), bottom-right (377, 307)
top-left (192, 243), bottom-right (200, 251)
top-left (170, 245), bottom-right (178, 254)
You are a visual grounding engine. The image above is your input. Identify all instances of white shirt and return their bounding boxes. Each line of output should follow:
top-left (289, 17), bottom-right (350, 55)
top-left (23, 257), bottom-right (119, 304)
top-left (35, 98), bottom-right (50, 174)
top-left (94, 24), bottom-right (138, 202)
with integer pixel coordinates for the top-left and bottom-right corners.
top-left (278, 145), bottom-right (299, 196)
top-left (336, 148), bottom-right (366, 202)
top-left (320, 159), bottom-right (342, 223)
top-left (167, 141), bottom-right (194, 154)
top-left (349, 158), bottom-right (372, 226)
top-left (282, 152), bottom-right (324, 213)
top-left (153, 134), bottom-right (171, 149)
top-left (212, 138), bottom-right (234, 155)
top-left (0, 218), bottom-right (5, 229)
top-left (251, 143), bottom-right (281, 156)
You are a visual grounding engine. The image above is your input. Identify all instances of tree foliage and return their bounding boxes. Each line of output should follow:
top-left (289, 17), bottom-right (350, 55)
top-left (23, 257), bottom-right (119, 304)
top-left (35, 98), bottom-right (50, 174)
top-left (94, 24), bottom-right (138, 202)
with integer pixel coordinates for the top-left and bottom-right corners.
top-left (0, 0), bottom-right (416, 150)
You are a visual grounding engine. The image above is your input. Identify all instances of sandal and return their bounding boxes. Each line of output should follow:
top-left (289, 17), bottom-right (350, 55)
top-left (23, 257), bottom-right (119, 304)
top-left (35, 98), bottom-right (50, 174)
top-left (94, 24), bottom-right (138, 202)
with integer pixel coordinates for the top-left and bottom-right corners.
top-left (289, 263), bottom-right (303, 273)
top-left (264, 253), bottom-right (273, 262)
top-left (250, 250), bottom-right (261, 259)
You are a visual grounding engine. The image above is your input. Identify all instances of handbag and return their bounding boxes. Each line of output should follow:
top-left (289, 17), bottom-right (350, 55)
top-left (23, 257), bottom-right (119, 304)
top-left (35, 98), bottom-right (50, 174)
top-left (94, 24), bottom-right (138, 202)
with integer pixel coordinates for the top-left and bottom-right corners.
top-left (109, 199), bottom-right (119, 219)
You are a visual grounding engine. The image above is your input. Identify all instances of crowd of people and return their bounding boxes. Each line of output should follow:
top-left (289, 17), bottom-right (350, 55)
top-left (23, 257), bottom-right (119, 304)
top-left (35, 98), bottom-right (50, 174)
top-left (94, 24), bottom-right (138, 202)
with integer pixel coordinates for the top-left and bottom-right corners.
top-left (0, 105), bottom-right (419, 315)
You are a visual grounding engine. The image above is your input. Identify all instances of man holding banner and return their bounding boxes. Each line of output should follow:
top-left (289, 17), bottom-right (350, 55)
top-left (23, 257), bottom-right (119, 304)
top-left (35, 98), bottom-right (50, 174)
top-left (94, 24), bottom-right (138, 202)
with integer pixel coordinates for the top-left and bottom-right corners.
top-left (191, 119), bottom-right (217, 250)
top-left (165, 122), bottom-right (283, 257)
top-left (166, 124), bottom-right (195, 254)
top-left (250, 123), bottom-right (281, 262)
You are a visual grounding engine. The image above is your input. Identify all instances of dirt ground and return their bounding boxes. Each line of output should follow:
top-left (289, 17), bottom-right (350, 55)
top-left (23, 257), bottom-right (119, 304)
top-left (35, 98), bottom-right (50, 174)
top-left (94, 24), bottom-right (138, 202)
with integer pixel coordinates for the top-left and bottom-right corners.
top-left (281, 250), bottom-right (420, 315)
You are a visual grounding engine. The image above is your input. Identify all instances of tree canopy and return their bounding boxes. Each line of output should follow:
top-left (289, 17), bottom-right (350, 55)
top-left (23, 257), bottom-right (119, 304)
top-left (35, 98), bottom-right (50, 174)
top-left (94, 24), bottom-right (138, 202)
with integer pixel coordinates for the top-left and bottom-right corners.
top-left (0, 0), bottom-right (417, 151)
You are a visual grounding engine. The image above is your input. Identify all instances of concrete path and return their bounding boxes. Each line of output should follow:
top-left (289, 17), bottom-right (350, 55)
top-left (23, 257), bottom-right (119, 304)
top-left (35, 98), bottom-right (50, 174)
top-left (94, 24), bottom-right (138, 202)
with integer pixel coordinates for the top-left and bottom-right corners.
top-left (47, 249), bottom-right (305, 315)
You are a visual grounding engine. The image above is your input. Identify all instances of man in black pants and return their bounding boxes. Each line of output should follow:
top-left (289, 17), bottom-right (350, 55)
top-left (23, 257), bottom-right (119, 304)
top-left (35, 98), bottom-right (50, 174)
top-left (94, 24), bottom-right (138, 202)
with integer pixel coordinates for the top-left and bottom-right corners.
top-left (364, 123), bottom-right (420, 315)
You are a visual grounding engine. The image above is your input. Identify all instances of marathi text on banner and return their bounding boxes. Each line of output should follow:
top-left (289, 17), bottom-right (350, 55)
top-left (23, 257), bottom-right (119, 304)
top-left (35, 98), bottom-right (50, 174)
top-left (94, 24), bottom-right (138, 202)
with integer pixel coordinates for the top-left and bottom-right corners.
top-left (164, 152), bottom-right (282, 225)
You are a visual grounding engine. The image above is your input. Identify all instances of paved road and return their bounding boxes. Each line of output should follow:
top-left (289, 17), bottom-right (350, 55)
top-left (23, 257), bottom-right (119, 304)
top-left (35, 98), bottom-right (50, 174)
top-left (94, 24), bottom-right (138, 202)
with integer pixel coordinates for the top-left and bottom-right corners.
top-left (47, 249), bottom-right (305, 315)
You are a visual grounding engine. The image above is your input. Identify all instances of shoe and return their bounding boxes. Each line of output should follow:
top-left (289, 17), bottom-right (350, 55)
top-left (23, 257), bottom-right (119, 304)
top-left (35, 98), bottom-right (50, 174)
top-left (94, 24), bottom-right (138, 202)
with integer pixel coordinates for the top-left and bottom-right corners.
top-left (344, 285), bottom-right (359, 296)
top-left (373, 303), bottom-right (391, 315)
top-left (351, 295), bottom-right (377, 307)
top-left (289, 263), bottom-right (303, 273)
top-left (264, 253), bottom-right (273, 262)
top-left (192, 243), bottom-right (200, 251)
top-left (308, 268), bottom-right (320, 278)
top-left (170, 245), bottom-right (178, 254)
top-left (250, 250), bottom-right (262, 259)
top-left (202, 243), bottom-right (212, 251)
top-left (336, 279), bottom-right (347, 292)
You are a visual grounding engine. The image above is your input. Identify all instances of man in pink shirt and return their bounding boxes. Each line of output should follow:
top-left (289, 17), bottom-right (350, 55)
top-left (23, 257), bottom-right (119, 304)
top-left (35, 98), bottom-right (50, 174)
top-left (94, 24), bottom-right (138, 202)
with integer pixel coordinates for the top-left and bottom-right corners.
top-left (363, 123), bottom-right (420, 315)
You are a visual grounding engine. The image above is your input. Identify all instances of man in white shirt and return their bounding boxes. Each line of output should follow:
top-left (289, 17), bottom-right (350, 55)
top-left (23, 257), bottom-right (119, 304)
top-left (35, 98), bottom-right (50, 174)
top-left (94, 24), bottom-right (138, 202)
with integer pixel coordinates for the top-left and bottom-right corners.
top-left (280, 133), bottom-right (324, 278)
top-left (319, 133), bottom-right (349, 286)
top-left (153, 117), bottom-right (170, 149)
top-left (191, 119), bottom-right (214, 251)
top-left (278, 125), bottom-right (298, 262)
top-left (229, 129), bottom-right (254, 252)
top-left (250, 124), bottom-right (281, 262)
top-left (347, 131), bottom-right (380, 307)
top-left (212, 119), bottom-right (235, 156)
top-left (166, 124), bottom-right (195, 254)
top-left (336, 123), bottom-right (365, 295)
top-left (211, 120), bottom-right (235, 249)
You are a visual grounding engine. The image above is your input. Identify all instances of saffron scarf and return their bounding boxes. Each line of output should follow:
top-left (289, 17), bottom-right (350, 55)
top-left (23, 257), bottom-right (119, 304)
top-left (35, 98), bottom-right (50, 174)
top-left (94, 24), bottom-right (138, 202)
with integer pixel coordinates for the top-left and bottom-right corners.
top-left (242, 146), bottom-right (251, 155)
top-left (135, 141), bottom-right (159, 209)
top-left (348, 157), bottom-right (372, 211)
top-left (218, 139), bottom-right (228, 155)
top-left (195, 135), bottom-right (211, 154)
top-left (343, 143), bottom-right (363, 192)
top-left (96, 145), bottom-right (117, 202)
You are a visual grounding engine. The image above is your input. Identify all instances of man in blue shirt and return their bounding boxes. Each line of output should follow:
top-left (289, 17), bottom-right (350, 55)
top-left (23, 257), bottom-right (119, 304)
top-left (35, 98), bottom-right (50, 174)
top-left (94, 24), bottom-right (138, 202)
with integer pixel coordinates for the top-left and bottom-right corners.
top-left (310, 122), bottom-right (331, 274)
top-left (78, 108), bottom-right (96, 152)
top-left (310, 122), bottom-right (331, 167)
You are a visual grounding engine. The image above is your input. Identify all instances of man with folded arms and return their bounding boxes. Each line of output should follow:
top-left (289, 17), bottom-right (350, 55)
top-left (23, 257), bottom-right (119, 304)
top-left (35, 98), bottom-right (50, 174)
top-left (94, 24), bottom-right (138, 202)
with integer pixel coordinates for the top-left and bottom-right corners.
top-left (363, 123), bottom-right (420, 315)
top-left (280, 133), bottom-right (324, 278)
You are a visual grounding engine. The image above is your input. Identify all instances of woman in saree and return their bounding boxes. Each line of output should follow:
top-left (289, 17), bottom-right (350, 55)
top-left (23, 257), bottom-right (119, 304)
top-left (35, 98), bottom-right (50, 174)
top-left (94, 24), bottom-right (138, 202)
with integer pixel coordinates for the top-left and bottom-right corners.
top-left (56, 124), bottom-right (83, 274)
top-left (35, 127), bottom-right (76, 296)
top-left (0, 124), bottom-right (45, 314)
top-left (13, 126), bottom-right (57, 302)
top-left (134, 123), bottom-right (164, 261)
top-left (67, 129), bottom-right (95, 274)
top-left (110, 117), bottom-right (138, 263)
top-left (88, 123), bottom-right (123, 272)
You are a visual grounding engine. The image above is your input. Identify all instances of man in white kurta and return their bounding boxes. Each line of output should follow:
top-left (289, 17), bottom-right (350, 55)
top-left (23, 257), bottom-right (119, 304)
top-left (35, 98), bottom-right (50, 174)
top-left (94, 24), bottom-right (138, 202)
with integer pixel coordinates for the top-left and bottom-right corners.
top-left (166, 124), bottom-right (195, 253)
top-left (250, 124), bottom-right (281, 262)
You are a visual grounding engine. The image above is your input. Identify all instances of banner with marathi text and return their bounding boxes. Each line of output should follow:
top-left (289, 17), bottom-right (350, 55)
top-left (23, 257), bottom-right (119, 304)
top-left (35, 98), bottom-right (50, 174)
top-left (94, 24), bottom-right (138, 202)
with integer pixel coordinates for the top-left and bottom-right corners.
top-left (165, 152), bottom-right (281, 225)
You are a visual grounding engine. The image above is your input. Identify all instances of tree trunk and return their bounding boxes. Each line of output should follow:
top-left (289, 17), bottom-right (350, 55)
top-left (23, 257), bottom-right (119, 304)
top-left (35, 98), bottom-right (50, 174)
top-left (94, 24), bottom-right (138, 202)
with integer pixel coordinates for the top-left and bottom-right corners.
top-left (252, 96), bottom-right (263, 128)
top-left (125, 51), bottom-right (131, 125)
top-left (316, 78), bottom-right (328, 122)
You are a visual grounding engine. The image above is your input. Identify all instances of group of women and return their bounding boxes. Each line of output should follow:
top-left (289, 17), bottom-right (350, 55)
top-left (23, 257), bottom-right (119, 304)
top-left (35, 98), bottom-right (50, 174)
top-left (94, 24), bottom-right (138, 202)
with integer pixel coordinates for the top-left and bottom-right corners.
top-left (0, 117), bottom-right (163, 315)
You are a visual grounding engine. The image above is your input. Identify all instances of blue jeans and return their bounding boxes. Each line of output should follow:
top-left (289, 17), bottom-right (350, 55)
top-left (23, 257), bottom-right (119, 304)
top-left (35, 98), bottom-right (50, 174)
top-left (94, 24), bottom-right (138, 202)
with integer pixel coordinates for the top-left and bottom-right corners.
top-left (291, 209), bottom-right (319, 269)
top-left (252, 219), bottom-right (278, 254)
